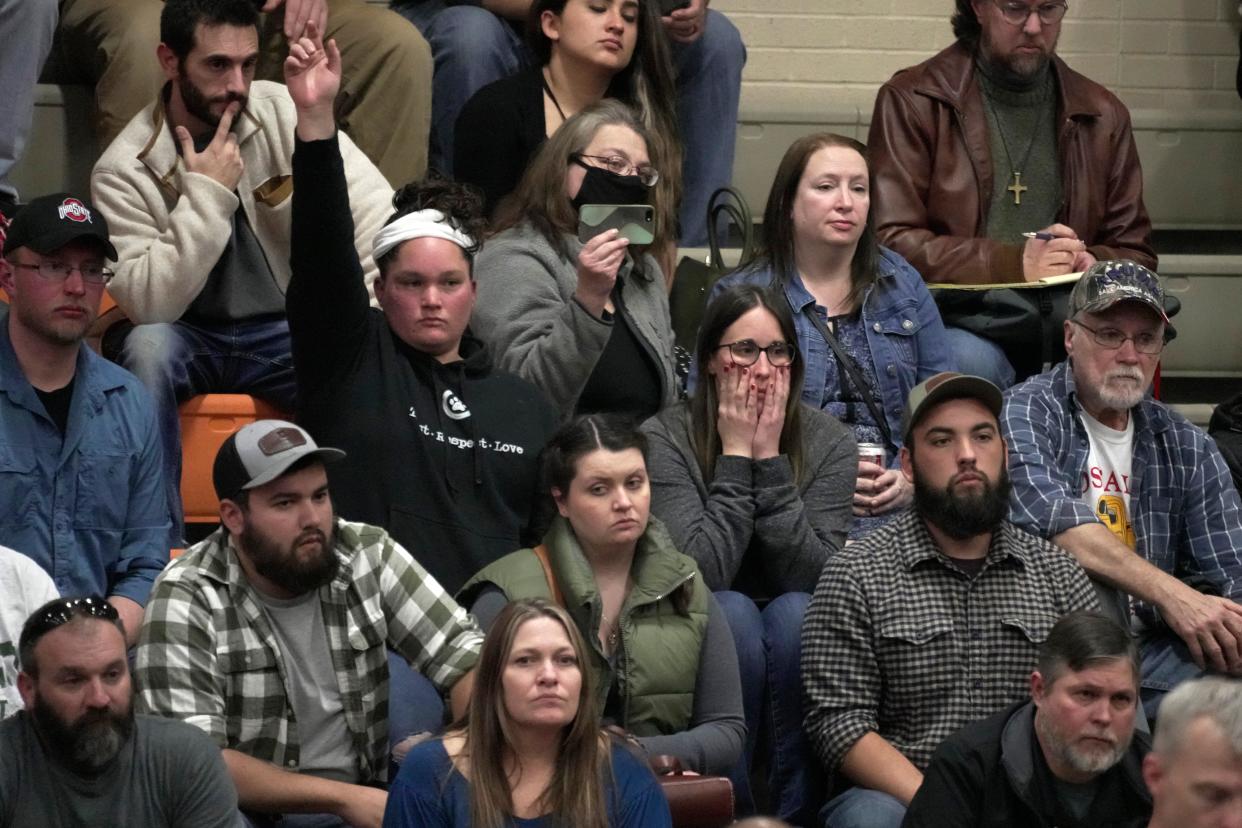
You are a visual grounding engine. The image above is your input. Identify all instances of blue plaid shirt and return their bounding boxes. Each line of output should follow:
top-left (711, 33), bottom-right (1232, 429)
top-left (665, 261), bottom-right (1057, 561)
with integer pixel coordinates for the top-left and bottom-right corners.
top-left (1002, 361), bottom-right (1242, 626)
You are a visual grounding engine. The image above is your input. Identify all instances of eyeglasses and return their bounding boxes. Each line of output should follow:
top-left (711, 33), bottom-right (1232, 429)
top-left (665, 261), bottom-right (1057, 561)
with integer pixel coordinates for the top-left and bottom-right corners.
top-left (571, 154), bottom-right (660, 187)
top-left (25, 596), bottom-right (118, 639)
top-left (1069, 318), bottom-right (1166, 355)
top-left (991, 0), bottom-right (1068, 25)
top-left (14, 261), bottom-right (115, 285)
top-left (716, 340), bottom-right (796, 367)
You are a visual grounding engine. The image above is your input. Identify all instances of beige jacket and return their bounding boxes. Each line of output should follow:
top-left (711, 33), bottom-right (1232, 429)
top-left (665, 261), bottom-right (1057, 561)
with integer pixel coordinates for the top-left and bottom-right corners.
top-left (92, 81), bottom-right (393, 323)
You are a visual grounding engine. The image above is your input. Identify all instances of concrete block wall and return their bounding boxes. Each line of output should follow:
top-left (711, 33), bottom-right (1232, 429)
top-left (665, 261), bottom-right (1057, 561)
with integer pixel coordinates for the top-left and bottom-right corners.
top-left (716, 0), bottom-right (1242, 117)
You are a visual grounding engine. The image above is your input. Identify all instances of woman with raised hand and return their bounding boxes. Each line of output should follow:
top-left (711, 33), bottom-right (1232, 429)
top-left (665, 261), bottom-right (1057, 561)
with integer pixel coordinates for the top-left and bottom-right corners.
top-left (453, 0), bottom-right (680, 246)
top-left (706, 133), bottom-right (954, 540)
top-left (460, 414), bottom-right (745, 778)
top-left (472, 102), bottom-right (677, 420)
top-left (383, 598), bottom-right (672, 827)
top-left (642, 283), bottom-right (855, 821)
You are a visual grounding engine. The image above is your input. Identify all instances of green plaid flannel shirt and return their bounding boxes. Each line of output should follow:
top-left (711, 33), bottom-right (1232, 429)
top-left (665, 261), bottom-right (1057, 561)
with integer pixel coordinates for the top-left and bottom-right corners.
top-left (134, 520), bottom-right (482, 783)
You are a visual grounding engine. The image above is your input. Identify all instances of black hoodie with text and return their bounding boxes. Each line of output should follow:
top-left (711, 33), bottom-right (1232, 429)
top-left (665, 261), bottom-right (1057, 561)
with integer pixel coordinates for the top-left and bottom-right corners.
top-left (288, 135), bottom-right (558, 593)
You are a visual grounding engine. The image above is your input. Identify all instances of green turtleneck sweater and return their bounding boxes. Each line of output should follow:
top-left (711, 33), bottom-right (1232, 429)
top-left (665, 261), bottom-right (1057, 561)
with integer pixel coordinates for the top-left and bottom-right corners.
top-left (977, 57), bottom-right (1061, 244)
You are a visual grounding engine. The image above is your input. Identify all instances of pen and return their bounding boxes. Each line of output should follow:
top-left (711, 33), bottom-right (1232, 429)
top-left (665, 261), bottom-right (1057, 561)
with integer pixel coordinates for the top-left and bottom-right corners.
top-left (1022, 231), bottom-right (1056, 241)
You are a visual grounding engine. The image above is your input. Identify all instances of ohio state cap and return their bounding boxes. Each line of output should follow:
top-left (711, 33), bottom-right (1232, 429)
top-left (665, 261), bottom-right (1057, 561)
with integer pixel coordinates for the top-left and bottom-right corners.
top-left (3, 193), bottom-right (117, 260)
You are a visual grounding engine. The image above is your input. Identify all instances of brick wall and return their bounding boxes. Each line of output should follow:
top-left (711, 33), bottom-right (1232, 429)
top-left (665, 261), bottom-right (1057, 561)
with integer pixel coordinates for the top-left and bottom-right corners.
top-left (716, 0), bottom-right (1242, 115)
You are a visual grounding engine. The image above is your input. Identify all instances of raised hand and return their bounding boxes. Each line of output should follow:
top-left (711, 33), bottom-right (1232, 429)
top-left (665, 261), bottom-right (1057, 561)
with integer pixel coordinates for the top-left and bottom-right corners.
top-left (715, 362), bottom-right (759, 458)
top-left (752, 364), bottom-right (789, 460)
top-left (283, 18), bottom-right (340, 124)
top-left (175, 101), bottom-right (243, 191)
top-left (574, 229), bottom-right (629, 318)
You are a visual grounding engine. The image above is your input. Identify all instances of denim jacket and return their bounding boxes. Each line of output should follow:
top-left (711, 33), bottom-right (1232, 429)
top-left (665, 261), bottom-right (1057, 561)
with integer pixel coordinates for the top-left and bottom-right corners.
top-left (706, 247), bottom-right (954, 456)
top-left (0, 308), bottom-right (170, 604)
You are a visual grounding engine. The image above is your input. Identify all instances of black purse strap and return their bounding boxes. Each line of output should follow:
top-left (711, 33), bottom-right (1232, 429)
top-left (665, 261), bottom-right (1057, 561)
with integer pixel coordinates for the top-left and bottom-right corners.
top-left (706, 187), bottom-right (756, 273)
top-left (797, 301), bottom-right (894, 449)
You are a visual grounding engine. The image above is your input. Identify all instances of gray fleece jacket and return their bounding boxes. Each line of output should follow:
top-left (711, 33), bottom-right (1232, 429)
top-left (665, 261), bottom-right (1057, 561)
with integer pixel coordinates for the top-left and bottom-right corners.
top-left (472, 222), bottom-right (678, 415)
top-left (641, 402), bottom-right (857, 595)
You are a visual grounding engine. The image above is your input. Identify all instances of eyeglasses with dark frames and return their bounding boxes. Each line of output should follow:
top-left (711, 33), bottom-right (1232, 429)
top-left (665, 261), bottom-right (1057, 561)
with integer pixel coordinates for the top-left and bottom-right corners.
top-left (13, 261), bottom-right (115, 285)
top-left (1069, 318), bottom-right (1167, 355)
top-left (716, 340), bottom-right (796, 367)
top-left (991, 0), bottom-right (1068, 26)
top-left (571, 153), bottom-right (660, 187)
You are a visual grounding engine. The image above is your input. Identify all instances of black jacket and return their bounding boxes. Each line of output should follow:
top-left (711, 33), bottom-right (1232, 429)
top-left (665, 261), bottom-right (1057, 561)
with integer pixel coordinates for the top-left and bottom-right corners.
top-left (903, 701), bottom-right (1152, 828)
top-left (288, 134), bottom-right (558, 594)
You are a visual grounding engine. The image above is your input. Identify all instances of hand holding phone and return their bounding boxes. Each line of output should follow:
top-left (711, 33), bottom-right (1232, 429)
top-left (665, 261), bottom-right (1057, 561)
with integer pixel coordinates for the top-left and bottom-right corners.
top-left (577, 204), bottom-right (655, 246)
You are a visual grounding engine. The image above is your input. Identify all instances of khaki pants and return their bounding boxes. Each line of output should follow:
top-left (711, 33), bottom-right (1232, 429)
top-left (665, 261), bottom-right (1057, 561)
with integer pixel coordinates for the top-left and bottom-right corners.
top-left (48, 0), bottom-right (429, 186)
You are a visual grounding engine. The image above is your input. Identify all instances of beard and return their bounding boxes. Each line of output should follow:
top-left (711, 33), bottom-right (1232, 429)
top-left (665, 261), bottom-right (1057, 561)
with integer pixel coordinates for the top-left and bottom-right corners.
top-left (1035, 707), bottom-right (1131, 777)
top-left (914, 464), bottom-right (1011, 540)
top-left (177, 72), bottom-right (247, 130)
top-left (31, 693), bottom-right (134, 777)
top-left (1093, 367), bottom-right (1147, 412)
top-left (978, 31), bottom-right (1055, 86)
top-left (241, 518), bottom-right (339, 595)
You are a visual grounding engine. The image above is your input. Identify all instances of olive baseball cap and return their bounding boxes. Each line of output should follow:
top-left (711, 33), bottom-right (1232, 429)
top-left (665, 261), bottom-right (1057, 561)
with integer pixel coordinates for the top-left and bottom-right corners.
top-left (901, 372), bottom-right (1004, 443)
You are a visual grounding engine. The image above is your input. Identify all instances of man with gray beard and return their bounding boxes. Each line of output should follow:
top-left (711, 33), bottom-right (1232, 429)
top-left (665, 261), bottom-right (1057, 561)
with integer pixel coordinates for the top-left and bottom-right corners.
top-left (1003, 260), bottom-right (1242, 719)
top-left (0, 596), bottom-right (238, 826)
top-left (904, 611), bottom-right (1152, 827)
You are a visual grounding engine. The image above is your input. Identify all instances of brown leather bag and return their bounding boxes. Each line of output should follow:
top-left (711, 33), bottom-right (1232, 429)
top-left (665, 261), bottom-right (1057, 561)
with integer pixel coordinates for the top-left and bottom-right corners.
top-left (649, 754), bottom-right (734, 828)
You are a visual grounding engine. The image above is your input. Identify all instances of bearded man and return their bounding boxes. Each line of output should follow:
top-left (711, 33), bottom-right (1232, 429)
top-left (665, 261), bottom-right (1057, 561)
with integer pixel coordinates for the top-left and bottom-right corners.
top-left (89, 0), bottom-right (394, 541)
top-left (1004, 260), bottom-right (1242, 719)
top-left (134, 420), bottom-right (483, 827)
top-left (905, 610), bottom-right (1152, 827)
top-left (801, 372), bottom-right (1099, 828)
top-left (0, 596), bottom-right (237, 826)
top-left (867, 0), bottom-right (1156, 388)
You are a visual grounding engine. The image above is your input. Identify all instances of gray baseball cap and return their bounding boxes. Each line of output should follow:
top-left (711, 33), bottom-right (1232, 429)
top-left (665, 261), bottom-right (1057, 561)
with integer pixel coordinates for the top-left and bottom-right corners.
top-left (212, 420), bottom-right (345, 501)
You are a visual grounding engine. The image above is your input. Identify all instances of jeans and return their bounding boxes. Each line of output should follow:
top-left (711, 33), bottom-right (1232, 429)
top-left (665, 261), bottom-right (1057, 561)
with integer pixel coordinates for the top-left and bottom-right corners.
top-left (1139, 626), bottom-right (1208, 721)
top-left (942, 326), bottom-right (1016, 390)
top-left (391, 0), bottom-right (746, 246)
top-left (110, 318), bottom-right (297, 541)
top-left (0, 0), bottom-right (57, 201)
top-left (716, 590), bottom-right (820, 823)
top-left (819, 788), bottom-right (907, 828)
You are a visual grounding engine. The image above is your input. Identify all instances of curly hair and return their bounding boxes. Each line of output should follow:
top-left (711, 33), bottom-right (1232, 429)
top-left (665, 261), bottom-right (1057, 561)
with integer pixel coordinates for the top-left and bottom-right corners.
top-left (951, 0), bottom-right (982, 46)
top-left (378, 172), bottom-right (489, 274)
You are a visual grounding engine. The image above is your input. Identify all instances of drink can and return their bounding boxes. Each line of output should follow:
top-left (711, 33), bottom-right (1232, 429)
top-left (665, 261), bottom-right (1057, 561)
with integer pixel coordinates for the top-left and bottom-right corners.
top-left (857, 442), bottom-right (886, 468)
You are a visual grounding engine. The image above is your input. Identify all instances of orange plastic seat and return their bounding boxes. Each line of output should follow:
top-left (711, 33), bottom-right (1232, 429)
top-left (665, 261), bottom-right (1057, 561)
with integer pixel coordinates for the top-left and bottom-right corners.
top-left (179, 394), bottom-right (290, 525)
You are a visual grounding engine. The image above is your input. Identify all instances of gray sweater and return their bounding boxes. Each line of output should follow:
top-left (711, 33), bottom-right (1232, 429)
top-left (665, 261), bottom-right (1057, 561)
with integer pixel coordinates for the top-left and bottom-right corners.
top-left (641, 403), bottom-right (857, 595)
top-left (472, 222), bottom-right (678, 415)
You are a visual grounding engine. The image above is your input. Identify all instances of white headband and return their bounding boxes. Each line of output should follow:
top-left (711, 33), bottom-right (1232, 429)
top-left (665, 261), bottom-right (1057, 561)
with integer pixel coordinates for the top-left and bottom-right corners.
top-left (371, 209), bottom-right (476, 266)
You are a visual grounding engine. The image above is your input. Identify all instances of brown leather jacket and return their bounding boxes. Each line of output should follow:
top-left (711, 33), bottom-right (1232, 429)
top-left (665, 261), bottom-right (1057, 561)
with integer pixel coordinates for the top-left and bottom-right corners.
top-left (867, 42), bottom-right (1156, 285)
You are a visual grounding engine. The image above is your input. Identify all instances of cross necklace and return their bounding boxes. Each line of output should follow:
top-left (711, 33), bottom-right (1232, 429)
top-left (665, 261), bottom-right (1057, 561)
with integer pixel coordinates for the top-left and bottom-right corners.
top-left (981, 88), bottom-right (1050, 205)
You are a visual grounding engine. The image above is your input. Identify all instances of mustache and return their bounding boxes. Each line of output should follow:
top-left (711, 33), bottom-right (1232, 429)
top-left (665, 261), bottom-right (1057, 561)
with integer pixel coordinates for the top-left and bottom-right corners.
top-left (1103, 368), bottom-right (1145, 384)
top-left (296, 528), bottom-right (327, 546)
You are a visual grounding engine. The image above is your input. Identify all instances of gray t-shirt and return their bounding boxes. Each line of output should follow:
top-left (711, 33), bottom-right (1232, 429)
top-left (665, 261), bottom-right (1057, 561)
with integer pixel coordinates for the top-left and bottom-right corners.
top-left (0, 712), bottom-right (239, 826)
top-left (254, 589), bottom-right (358, 783)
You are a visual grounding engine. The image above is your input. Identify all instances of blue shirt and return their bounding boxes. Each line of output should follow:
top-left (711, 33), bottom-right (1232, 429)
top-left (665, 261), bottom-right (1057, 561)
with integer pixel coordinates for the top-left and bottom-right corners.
top-left (705, 247), bottom-right (955, 458)
top-left (383, 738), bottom-right (673, 827)
top-left (1003, 360), bottom-right (1242, 627)
top-left (0, 308), bottom-right (170, 605)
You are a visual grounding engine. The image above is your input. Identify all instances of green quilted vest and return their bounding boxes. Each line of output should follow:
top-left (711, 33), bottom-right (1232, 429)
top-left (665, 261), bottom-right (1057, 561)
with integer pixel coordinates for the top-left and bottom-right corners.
top-left (460, 516), bottom-right (709, 736)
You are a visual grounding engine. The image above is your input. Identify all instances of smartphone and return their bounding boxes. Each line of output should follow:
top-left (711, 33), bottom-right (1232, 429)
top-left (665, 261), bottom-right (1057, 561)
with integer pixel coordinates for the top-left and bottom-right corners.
top-left (659, 0), bottom-right (691, 13)
top-left (577, 204), bottom-right (655, 246)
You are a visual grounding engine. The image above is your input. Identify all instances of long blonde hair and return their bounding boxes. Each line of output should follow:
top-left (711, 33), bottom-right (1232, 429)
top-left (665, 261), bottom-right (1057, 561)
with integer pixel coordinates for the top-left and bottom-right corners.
top-left (461, 599), bottom-right (611, 828)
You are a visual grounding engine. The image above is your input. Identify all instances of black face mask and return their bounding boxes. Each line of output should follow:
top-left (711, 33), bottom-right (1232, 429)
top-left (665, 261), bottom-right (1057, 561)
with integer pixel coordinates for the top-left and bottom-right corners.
top-left (570, 162), bottom-right (650, 211)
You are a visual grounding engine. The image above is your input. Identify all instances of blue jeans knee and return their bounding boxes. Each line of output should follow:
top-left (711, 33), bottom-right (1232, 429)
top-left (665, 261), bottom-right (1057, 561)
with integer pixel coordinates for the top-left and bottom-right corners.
top-left (820, 787), bottom-right (907, 828)
top-left (942, 326), bottom-right (1016, 389)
